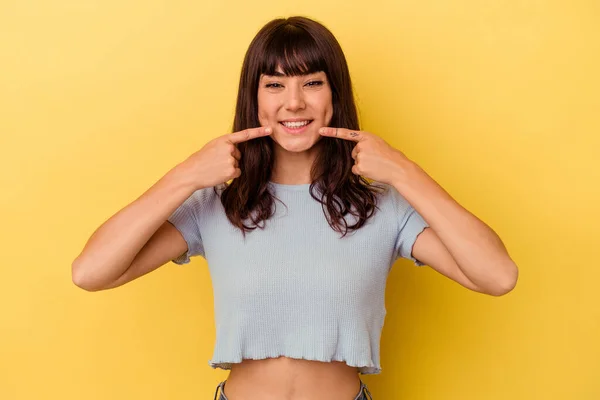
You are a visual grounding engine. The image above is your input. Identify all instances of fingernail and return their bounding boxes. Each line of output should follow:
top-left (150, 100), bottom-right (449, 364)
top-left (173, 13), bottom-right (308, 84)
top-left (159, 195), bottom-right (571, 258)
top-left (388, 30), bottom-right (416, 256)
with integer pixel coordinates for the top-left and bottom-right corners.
top-left (319, 128), bottom-right (325, 134)
top-left (265, 127), bottom-right (272, 133)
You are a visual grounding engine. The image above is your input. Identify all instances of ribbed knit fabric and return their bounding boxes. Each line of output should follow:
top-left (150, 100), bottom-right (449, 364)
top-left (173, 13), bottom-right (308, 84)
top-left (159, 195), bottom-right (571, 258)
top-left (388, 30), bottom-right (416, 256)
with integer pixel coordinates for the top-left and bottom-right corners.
top-left (167, 181), bottom-right (429, 375)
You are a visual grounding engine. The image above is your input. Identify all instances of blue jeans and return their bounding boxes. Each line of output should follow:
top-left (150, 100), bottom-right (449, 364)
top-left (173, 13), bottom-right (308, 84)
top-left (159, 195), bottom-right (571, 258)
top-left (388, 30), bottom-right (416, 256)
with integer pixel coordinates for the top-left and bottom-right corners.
top-left (213, 380), bottom-right (373, 400)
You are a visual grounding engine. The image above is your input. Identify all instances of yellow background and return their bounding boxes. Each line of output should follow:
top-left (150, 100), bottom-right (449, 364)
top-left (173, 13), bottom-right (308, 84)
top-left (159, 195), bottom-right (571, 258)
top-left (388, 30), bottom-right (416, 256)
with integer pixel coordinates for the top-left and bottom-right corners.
top-left (1, 0), bottom-right (598, 399)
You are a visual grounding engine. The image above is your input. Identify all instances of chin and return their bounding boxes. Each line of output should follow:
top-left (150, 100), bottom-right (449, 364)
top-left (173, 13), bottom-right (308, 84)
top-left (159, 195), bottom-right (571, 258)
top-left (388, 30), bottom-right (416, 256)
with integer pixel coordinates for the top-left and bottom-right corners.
top-left (271, 133), bottom-right (322, 153)
top-left (279, 142), bottom-right (318, 153)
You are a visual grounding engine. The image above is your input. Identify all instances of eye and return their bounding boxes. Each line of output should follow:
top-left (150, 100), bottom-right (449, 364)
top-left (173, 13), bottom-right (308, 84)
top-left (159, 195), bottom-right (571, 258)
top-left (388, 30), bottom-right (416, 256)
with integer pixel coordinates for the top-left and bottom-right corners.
top-left (265, 83), bottom-right (283, 88)
top-left (306, 80), bottom-right (324, 87)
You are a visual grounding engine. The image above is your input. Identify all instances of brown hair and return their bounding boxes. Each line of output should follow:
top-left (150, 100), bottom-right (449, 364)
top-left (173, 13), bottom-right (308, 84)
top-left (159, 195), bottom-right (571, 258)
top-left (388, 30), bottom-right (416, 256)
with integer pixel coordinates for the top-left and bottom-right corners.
top-left (221, 16), bottom-right (383, 237)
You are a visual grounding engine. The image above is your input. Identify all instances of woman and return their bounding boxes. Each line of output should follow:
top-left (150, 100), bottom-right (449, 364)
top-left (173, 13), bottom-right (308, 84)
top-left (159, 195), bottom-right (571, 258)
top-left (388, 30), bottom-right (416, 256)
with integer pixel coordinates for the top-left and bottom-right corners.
top-left (72, 16), bottom-right (518, 400)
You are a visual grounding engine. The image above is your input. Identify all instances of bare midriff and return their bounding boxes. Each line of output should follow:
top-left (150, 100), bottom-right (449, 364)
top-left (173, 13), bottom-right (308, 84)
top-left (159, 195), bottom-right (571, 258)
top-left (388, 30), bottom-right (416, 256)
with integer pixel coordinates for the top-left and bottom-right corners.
top-left (222, 356), bottom-right (362, 400)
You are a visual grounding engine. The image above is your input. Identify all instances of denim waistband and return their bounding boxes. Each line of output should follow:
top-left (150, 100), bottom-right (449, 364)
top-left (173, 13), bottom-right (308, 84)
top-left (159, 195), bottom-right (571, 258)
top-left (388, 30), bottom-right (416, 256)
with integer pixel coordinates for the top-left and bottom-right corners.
top-left (213, 379), bottom-right (373, 400)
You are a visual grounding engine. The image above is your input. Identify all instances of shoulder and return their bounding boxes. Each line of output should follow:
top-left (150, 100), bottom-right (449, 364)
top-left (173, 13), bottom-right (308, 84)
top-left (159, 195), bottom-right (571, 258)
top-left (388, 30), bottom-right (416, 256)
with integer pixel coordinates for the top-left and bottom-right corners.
top-left (371, 181), bottom-right (400, 202)
top-left (191, 183), bottom-right (225, 200)
top-left (183, 184), bottom-right (225, 212)
top-left (371, 181), bottom-right (412, 213)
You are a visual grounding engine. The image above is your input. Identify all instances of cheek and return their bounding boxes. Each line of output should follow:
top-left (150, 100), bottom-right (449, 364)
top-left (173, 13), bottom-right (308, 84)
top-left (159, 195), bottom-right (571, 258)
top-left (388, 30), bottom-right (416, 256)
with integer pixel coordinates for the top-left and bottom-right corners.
top-left (257, 110), bottom-right (267, 125)
top-left (319, 91), bottom-right (333, 122)
top-left (258, 99), bottom-right (277, 123)
top-left (323, 101), bottom-right (333, 124)
top-left (257, 100), bottom-right (265, 121)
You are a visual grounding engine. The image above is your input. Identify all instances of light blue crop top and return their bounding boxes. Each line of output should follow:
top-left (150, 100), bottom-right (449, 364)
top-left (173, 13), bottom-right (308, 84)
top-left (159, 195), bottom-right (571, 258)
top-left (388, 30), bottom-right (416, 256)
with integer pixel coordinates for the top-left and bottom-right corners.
top-left (167, 181), bottom-right (429, 375)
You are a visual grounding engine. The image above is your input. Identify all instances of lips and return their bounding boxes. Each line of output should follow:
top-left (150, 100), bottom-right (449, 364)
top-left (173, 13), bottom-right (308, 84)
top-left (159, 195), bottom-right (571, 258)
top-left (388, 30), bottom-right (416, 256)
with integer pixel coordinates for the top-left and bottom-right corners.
top-left (279, 120), bottom-right (314, 134)
top-left (279, 118), bottom-right (313, 122)
top-left (280, 119), bottom-right (313, 126)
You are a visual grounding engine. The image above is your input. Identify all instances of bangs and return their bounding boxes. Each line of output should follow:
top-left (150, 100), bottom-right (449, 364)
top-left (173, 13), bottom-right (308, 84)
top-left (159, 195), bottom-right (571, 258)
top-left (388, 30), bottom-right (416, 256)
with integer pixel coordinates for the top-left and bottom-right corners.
top-left (261, 25), bottom-right (327, 76)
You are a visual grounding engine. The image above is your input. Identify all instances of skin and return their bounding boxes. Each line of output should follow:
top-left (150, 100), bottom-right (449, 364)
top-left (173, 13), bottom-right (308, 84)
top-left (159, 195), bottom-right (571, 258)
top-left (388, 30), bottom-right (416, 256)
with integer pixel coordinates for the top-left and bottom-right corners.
top-left (257, 67), bottom-right (333, 185)
top-left (222, 69), bottom-right (365, 399)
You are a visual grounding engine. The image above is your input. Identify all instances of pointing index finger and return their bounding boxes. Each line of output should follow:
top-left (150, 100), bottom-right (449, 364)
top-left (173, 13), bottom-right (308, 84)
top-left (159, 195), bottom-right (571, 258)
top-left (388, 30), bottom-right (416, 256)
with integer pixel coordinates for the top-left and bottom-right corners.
top-left (228, 126), bottom-right (272, 144)
top-left (319, 127), bottom-right (363, 142)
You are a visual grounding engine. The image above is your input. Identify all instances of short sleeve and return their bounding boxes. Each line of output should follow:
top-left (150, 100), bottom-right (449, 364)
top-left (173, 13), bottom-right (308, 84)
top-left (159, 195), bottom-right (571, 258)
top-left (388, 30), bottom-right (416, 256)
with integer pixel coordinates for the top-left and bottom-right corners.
top-left (166, 189), bottom-right (206, 265)
top-left (389, 185), bottom-right (430, 266)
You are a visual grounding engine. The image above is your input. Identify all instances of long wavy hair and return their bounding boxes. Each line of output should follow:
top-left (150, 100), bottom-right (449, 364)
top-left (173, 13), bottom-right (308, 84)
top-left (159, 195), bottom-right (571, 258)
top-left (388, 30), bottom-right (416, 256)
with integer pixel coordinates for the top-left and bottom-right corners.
top-left (221, 16), bottom-right (384, 237)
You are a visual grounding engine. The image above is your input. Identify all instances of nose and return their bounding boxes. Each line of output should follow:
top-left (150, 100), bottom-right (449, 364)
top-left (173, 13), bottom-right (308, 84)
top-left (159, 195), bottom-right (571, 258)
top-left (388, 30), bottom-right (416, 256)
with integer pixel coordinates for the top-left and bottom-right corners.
top-left (284, 85), bottom-right (306, 112)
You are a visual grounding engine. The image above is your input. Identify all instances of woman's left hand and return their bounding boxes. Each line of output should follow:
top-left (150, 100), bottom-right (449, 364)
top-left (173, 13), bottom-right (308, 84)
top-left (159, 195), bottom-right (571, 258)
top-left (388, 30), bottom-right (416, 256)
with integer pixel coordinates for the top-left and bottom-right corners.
top-left (319, 127), bottom-right (416, 185)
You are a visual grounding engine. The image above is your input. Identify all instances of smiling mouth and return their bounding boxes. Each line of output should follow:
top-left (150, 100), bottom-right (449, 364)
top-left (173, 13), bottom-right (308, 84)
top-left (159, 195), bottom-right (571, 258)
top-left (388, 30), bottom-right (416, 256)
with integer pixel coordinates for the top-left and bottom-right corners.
top-left (279, 120), bottom-right (314, 129)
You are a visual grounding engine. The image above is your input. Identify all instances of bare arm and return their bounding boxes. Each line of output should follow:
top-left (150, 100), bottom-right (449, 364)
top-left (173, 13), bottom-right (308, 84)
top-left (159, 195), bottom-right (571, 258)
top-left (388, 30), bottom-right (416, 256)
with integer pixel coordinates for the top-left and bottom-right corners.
top-left (71, 126), bottom-right (272, 292)
top-left (71, 164), bottom-right (197, 291)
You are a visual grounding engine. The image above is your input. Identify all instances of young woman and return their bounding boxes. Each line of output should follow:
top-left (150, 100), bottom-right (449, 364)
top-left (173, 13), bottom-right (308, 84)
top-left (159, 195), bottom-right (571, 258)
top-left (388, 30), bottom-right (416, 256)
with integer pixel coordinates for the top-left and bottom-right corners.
top-left (72, 16), bottom-right (518, 400)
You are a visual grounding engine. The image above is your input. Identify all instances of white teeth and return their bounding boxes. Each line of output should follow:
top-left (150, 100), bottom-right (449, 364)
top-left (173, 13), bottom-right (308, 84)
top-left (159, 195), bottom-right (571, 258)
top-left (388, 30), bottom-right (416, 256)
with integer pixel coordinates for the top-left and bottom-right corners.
top-left (282, 120), bottom-right (310, 128)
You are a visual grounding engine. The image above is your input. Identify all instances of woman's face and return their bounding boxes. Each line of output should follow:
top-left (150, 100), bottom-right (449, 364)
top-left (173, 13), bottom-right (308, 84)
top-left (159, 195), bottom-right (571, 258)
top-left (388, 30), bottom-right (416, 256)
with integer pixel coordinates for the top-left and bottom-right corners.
top-left (257, 68), bottom-right (333, 154)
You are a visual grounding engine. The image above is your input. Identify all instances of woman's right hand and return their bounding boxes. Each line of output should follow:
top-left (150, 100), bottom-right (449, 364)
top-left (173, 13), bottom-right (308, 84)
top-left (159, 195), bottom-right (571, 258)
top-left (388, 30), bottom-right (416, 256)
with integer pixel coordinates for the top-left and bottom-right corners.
top-left (180, 126), bottom-right (272, 190)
